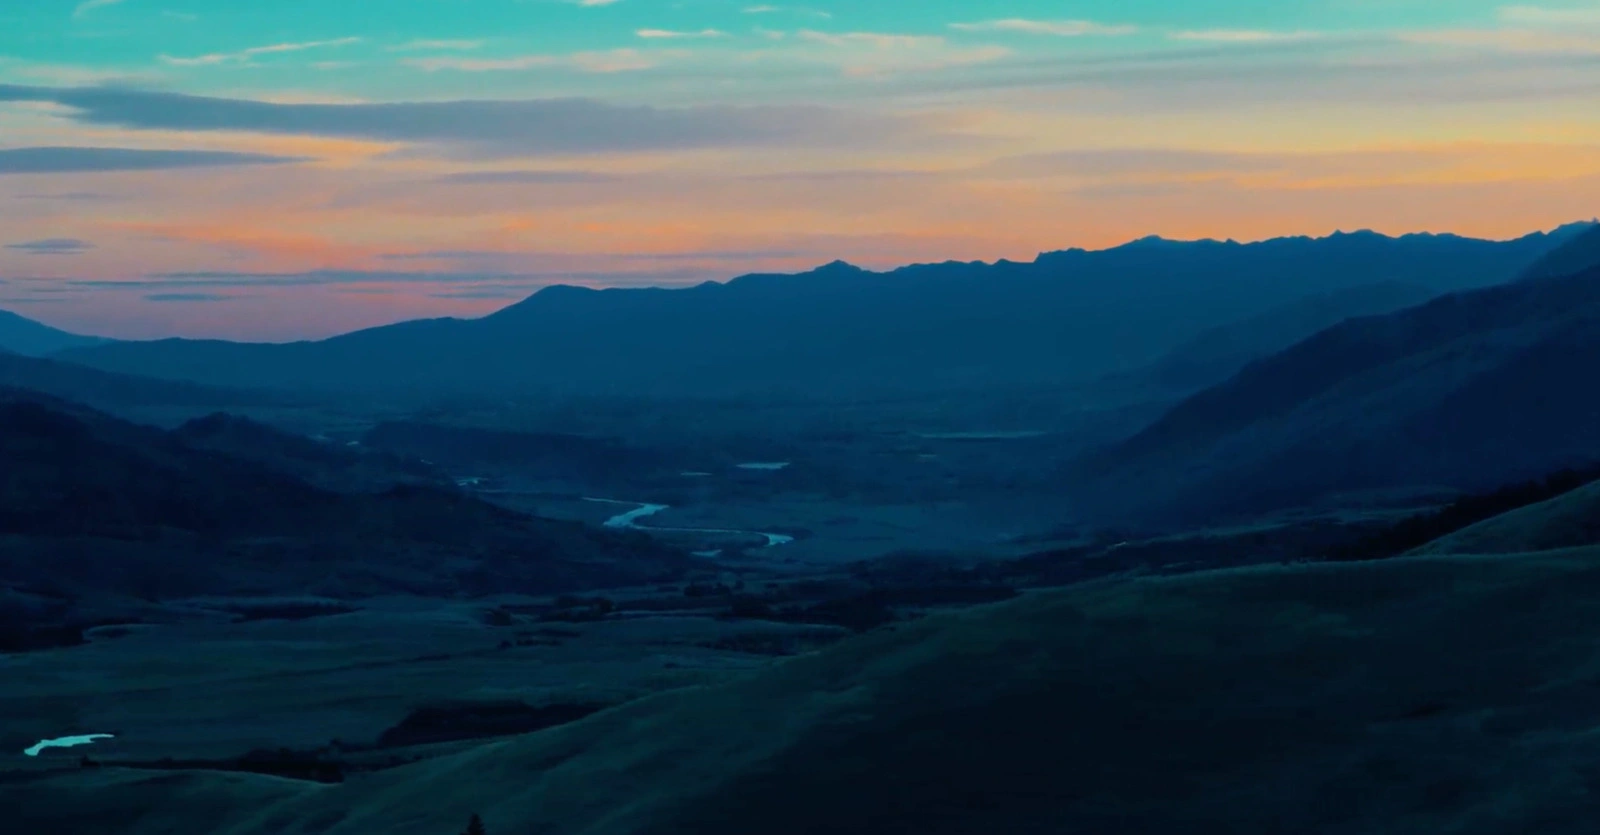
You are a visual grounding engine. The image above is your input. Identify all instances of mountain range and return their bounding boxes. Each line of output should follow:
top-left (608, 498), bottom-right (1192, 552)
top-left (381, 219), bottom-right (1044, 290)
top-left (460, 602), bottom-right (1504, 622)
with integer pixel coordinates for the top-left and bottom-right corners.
top-left (1073, 223), bottom-right (1600, 526)
top-left (46, 225), bottom-right (1592, 400)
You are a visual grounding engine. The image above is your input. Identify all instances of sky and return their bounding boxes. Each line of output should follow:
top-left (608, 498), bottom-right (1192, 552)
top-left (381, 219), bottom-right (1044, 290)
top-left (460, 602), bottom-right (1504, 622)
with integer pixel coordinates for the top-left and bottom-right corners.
top-left (2, 0), bottom-right (1600, 341)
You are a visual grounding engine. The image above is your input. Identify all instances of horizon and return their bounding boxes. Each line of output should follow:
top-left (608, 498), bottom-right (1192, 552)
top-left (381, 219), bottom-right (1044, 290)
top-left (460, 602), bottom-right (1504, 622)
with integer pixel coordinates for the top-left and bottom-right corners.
top-left (9, 218), bottom-right (1595, 343)
top-left (4, 0), bottom-right (1600, 340)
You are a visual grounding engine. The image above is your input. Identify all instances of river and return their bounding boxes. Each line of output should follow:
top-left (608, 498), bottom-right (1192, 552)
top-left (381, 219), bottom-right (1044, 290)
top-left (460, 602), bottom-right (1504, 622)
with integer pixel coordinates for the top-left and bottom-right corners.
top-left (24, 734), bottom-right (114, 757)
top-left (583, 498), bottom-right (794, 547)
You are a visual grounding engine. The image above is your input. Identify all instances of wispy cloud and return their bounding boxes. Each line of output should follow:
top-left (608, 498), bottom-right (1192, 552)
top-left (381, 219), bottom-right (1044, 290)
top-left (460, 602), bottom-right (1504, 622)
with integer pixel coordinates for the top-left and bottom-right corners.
top-left (798, 31), bottom-right (945, 49)
top-left (794, 30), bottom-right (1012, 75)
top-left (948, 19), bottom-right (1137, 36)
top-left (13, 192), bottom-right (119, 201)
top-left (636, 28), bottom-right (726, 39)
top-left (73, 0), bottom-right (123, 18)
top-left (144, 292), bottom-right (236, 302)
top-left (159, 37), bottom-right (362, 67)
top-left (1169, 30), bottom-right (1323, 43)
top-left (1397, 27), bottom-right (1600, 52)
top-left (0, 146), bottom-right (308, 174)
top-left (5, 238), bottom-right (94, 255)
top-left (405, 48), bottom-right (666, 72)
top-left (743, 4), bottom-right (830, 17)
top-left (434, 170), bottom-right (622, 184)
top-left (387, 39), bottom-right (484, 52)
top-left (0, 84), bottom-right (949, 156)
top-left (161, 10), bottom-right (197, 22)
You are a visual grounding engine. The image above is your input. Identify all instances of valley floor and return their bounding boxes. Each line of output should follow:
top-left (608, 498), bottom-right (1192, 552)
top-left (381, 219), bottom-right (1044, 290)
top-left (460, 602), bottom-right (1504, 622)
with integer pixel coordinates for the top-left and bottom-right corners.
top-left (13, 546), bottom-right (1600, 834)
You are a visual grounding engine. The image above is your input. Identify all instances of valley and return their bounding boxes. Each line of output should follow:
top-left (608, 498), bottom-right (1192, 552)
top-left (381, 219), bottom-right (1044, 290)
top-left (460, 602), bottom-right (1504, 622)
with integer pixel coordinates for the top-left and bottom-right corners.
top-left (4, 221), bottom-right (1600, 833)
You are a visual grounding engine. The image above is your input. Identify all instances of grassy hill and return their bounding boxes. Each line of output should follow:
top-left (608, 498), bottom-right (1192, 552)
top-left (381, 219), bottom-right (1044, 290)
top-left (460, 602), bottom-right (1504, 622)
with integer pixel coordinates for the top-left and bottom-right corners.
top-left (14, 547), bottom-right (1600, 833)
top-left (1412, 479), bottom-right (1600, 555)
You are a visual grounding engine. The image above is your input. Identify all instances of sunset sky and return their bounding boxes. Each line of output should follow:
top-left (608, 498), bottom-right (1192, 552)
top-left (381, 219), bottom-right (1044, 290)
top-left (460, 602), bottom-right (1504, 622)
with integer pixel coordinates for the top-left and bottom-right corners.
top-left (3, 0), bottom-right (1600, 340)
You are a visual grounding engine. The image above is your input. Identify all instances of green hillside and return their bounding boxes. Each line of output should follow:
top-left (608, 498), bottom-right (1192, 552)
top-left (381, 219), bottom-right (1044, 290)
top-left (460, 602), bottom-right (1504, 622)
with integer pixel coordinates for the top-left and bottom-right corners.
top-left (15, 548), bottom-right (1600, 834)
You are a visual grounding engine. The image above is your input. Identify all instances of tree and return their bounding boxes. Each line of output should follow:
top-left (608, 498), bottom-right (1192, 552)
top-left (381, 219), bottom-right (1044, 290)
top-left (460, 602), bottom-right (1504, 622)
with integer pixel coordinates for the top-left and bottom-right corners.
top-left (463, 813), bottom-right (487, 835)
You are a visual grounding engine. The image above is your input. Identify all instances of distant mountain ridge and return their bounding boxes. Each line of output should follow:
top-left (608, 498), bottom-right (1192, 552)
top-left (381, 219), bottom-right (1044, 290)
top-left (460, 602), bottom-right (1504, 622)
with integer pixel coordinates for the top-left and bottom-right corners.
top-left (0, 350), bottom-right (285, 418)
top-left (0, 309), bottom-right (106, 356)
top-left (1073, 255), bottom-right (1600, 526)
top-left (55, 226), bottom-right (1584, 399)
top-left (0, 388), bottom-right (695, 606)
top-left (1521, 221), bottom-right (1600, 280)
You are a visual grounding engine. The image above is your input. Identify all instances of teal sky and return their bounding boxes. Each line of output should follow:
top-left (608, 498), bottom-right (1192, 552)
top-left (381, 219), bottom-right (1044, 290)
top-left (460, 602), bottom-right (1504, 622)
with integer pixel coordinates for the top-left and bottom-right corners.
top-left (0, 0), bottom-right (1535, 98)
top-left (2, 1), bottom-right (1599, 340)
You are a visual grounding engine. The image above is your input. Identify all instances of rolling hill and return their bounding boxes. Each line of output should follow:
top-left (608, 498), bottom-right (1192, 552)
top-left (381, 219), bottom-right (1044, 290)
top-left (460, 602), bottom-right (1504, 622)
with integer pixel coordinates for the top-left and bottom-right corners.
top-left (1411, 479), bottom-right (1600, 556)
top-left (0, 389), bottom-right (695, 607)
top-left (0, 350), bottom-right (285, 418)
top-left (1072, 250), bottom-right (1600, 526)
top-left (13, 547), bottom-right (1600, 834)
top-left (54, 228), bottom-right (1579, 400)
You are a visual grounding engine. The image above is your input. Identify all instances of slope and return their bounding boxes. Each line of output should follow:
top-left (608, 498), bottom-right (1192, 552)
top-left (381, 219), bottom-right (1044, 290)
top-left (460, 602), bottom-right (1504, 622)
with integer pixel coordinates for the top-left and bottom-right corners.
top-left (1116, 280), bottom-right (1439, 392)
top-left (1073, 261), bottom-right (1600, 525)
top-left (0, 389), bottom-right (695, 604)
top-left (1520, 221), bottom-right (1600, 280)
top-left (1411, 478), bottom-right (1600, 555)
top-left (14, 547), bottom-right (1600, 834)
top-left (0, 308), bottom-right (106, 356)
top-left (175, 413), bottom-right (447, 492)
top-left (0, 350), bottom-right (285, 415)
top-left (54, 228), bottom-right (1570, 399)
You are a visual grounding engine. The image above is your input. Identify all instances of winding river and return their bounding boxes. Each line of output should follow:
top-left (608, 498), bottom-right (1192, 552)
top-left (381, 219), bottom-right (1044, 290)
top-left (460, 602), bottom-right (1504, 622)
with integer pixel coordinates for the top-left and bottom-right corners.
top-left (583, 498), bottom-right (794, 548)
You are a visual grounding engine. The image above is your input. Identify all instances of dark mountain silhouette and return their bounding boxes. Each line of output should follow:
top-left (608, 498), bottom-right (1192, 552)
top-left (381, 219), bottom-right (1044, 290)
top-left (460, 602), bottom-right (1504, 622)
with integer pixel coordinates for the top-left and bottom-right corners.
top-left (54, 229), bottom-right (1577, 399)
top-left (0, 389), bottom-right (695, 607)
top-left (174, 413), bottom-right (448, 492)
top-left (0, 308), bottom-right (106, 356)
top-left (1072, 260), bottom-right (1600, 526)
top-left (1113, 280), bottom-right (1439, 393)
top-left (0, 350), bottom-right (283, 415)
top-left (1520, 220), bottom-right (1600, 280)
top-left (361, 421), bottom-right (666, 486)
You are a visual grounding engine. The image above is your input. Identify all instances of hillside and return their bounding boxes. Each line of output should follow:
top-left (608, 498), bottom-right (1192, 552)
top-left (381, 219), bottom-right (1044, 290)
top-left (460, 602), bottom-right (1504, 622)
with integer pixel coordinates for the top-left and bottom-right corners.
top-left (176, 413), bottom-right (448, 492)
top-left (1521, 221), bottom-right (1600, 280)
top-left (14, 548), bottom-right (1600, 833)
top-left (361, 421), bottom-right (666, 486)
top-left (1411, 479), bottom-right (1600, 555)
top-left (0, 308), bottom-right (105, 356)
top-left (0, 389), bottom-right (695, 606)
top-left (54, 229), bottom-right (1571, 399)
top-left (0, 350), bottom-right (285, 417)
top-left (1072, 261), bottom-right (1600, 526)
top-left (1115, 280), bottom-right (1439, 393)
